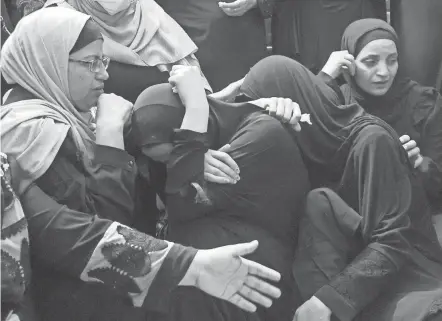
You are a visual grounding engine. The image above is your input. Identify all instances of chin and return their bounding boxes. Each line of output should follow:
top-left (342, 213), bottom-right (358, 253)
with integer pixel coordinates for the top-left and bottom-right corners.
top-left (368, 86), bottom-right (391, 97)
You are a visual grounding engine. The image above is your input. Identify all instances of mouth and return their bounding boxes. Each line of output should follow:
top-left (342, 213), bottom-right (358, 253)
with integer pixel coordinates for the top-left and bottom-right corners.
top-left (94, 84), bottom-right (105, 91)
top-left (373, 80), bottom-right (389, 86)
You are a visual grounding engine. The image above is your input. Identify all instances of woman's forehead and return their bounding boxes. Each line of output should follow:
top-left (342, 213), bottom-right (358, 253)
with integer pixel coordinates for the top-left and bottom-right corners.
top-left (69, 39), bottom-right (104, 59)
top-left (357, 39), bottom-right (397, 58)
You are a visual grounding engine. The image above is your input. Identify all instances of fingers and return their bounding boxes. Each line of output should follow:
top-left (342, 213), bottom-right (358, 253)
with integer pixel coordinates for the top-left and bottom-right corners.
top-left (228, 293), bottom-right (257, 312)
top-left (407, 147), bottom-right (420, 159)
top-left (245, 275), bottom-right (281, 299)
top-left (211, 149), bottom-right (240, 174)
top-left (204, 172), bottom-right (234, 184)
top-left (228, 240), bottom-right (259, 257)
top-left (289, 102), bottom-right (302, 132)
top-left (265, 98), bottom-right (277, 116)
top-left (205, 162), bottom-right (237, 183)
top-left (414, 155), bottom-right (424, 168)
top-left (239, 284), bottom-right (273, 308)
top-left (241, 257), bottom-right (281, 282)
top-left (399, 135), bottom-right (410, 144)
top-left (218, 143), bottom-right (232, 153)
top-left (403, 139), bottom-right (417, 151)
top-left (340, 54), bottom-right (355, 77)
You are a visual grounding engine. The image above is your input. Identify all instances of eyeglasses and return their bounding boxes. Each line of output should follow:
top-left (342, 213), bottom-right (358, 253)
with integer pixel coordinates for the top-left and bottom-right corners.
top-left (69, 56), bottom-right (110, 73)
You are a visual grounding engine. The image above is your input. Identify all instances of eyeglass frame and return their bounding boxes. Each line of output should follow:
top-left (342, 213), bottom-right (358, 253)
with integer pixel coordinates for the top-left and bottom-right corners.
top-left (68, 56), bottom-right (111, 73)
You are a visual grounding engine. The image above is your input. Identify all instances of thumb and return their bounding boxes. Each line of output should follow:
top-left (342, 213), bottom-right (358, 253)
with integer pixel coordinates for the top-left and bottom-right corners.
top-left (229, 240), bottom-right (259, 257)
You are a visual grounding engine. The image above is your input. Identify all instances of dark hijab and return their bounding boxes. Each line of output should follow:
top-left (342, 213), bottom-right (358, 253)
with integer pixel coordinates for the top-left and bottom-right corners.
top-left (130, 83), bottom-right (261, 193)
top-left (240, 55), bottom-right (407, 181)
top-left (340, 19), bottom-right (424, 126)
top-left (131, 84), bottom-right (259, 149)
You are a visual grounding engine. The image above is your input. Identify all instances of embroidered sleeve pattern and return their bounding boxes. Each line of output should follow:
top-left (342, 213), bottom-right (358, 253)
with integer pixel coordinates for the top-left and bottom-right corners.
top-left (80, 222), bottom-right (172, 307)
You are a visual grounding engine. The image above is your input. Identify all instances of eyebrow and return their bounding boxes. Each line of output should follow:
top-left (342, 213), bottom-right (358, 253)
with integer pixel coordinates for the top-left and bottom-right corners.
top-left (361, 54), bottom-right (379, 60)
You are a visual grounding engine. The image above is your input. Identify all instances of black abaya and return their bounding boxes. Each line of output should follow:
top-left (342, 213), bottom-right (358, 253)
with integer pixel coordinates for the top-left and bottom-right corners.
top-left (240, 55), bottom-right (442, 321)
top-left (132, 84), bottom-right (310, 321)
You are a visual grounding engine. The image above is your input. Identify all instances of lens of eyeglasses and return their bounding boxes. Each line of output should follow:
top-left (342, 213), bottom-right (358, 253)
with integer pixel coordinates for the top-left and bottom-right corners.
top-left (91, 57), bottom-right (110, 72)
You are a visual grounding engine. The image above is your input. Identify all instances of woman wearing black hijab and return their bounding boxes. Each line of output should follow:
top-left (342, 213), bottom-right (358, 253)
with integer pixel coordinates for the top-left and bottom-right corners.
top-left (239, 56), bottom-right (442, 321)
top-left (320, 19), bottom-right (442, 215)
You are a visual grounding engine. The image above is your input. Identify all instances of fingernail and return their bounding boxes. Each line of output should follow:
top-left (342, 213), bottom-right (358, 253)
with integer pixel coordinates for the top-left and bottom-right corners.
top-left (235, 176), bottom-right (240, 180)
top-left (236, 168), bottom-right (240, 173)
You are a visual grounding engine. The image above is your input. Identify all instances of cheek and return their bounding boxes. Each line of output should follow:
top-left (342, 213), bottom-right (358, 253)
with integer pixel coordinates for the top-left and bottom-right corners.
top-left (354, 66), bottom-right (373, 87)
top-left (390, 63), bottom-right (399, 79)
top-left (67, 69), bottom-right (96, 109)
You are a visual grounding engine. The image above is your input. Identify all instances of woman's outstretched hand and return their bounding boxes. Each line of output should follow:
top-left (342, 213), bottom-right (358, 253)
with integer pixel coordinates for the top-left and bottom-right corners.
top-left (180, 240), bottom-right (282, 312)
top-left (219, 0), bottom-right (257, 17)
top-left (205, 144), bottom-right (240, 184)
top-left (321, 50), bottom-right (355, 79)
top-left (249, 97), bottom-right (303, 131)
top-left (399, 135), bottom-right (423, 169)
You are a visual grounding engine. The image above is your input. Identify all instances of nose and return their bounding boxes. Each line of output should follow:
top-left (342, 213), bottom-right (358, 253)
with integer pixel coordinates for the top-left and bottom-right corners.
top-left (376, 61), bottom-right (389, 78)
top-left (95, 64), bottom-right (109, 81)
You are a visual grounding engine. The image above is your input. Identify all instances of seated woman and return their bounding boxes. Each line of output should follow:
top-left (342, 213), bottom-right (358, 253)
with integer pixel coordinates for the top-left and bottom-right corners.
top-left (131, 67), bottom-right (310, 321)
top-left (239, 56), bottom-right (442, 321)
top-left (1, 7), bottom-right (147, 320)
top-left (43, 0), bottom-right (212, 103)
top-left (0, 152), bottom-right (282, 321)
top-left (320, 19), bottom-right (442, 218)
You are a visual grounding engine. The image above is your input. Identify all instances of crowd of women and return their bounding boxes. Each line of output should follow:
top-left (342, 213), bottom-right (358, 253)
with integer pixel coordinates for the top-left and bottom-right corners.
top-left (1, 1), bottom-right (442, 321)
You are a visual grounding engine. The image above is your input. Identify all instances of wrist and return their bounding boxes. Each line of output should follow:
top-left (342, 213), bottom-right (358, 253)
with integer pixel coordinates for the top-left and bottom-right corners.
top-left (179, 250), bottom-right (203, 287)
top-left (321, 65), bottom-right (339, 79)
top-left (311, 296), bottom-right (332, 315)
top-left (96, 120), bottom-right (125, 132)
top-left (95, 123), bottom-right (125, 150)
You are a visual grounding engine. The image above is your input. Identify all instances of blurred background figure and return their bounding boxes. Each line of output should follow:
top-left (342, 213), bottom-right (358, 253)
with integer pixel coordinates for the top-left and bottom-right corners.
top-left (391, 0), bottom-right (442, 90)
top-left (157, 0), bottom-right (274, 91)
top-left (272, 0), bottom-right (386, 74)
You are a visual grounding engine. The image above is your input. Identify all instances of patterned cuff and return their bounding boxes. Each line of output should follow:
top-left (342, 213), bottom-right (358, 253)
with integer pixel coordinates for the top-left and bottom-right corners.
top-left (79, 222), bottom-right (175, 308)
top-left (143, 243), bottom-right (198, 313)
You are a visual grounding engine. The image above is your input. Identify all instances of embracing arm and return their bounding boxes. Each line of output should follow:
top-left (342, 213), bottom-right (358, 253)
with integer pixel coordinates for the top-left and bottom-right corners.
top-left (416, 92), bottom-right (442, 202)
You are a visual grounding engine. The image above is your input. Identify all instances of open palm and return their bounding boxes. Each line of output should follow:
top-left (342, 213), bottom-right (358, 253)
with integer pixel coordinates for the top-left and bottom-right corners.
top-left (194, 240), bottom-right (282, 312)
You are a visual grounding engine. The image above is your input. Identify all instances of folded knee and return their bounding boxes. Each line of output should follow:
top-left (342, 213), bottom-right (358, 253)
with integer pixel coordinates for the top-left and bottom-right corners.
top-left (304, 188), bottom-right (337, 219)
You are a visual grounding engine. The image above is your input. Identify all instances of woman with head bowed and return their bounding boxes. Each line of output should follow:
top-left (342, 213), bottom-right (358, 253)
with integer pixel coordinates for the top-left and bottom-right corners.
top-left (130, 63), bottom-right (311, 321)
